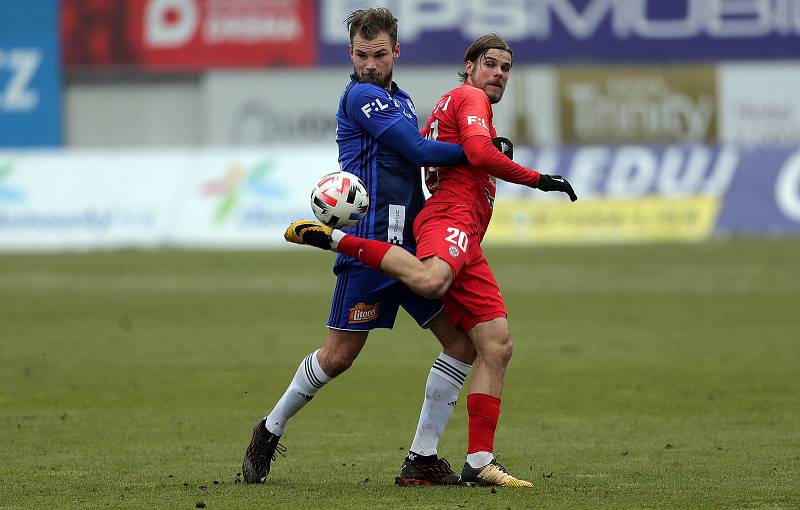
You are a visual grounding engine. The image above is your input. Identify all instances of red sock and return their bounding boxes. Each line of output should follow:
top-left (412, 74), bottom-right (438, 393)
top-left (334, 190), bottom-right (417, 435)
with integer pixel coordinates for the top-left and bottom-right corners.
top-left (336, 235), bottom-right (392, 272)
top-left (467, 393), bottom-right (501, 454)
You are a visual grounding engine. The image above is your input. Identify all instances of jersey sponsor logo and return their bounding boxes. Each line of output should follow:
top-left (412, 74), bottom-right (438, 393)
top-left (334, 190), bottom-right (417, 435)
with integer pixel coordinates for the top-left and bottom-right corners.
top-left (388, 204), bottom-right (406, 245)
top-left (466, 115), bottom-right (490, 131)
top-left (391, 98), bottom-right (413, 119)
top-left (361, 97), bottom-right (390, 119)
top-left (348, 302), bottom-right (380, 323)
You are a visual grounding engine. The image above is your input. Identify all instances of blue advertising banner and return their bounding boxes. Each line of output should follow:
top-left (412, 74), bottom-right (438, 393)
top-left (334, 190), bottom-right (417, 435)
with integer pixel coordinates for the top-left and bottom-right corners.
top-left (487, 144), bottom-right (800, 245)
top-left (0, 0), bottom-right (62, 147)
top-left (319, 0), bottom-right (800, 64)
top-left (716, 148), bottom-right (800, 235)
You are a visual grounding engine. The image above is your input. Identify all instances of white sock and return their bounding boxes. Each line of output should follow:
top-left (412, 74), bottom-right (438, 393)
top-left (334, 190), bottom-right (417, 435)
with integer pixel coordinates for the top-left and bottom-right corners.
top-left (330, 230), bottom-right (346, 250)
top-left (466, 451), bottom-right (494, 469)
top-left (409, 352), bottom-right (471, 457)
top-left (264, 350), bottom-right (332, 435)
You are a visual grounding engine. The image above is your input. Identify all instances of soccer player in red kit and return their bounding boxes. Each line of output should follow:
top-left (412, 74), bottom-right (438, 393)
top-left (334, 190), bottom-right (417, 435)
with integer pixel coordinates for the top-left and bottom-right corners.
top-left (286, 33), bottom-right (577, 487)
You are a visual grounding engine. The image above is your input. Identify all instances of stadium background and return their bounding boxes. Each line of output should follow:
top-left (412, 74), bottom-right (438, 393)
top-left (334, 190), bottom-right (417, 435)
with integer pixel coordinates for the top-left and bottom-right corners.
top-left (2, 1), bottom-right (800, 509)
top-left (2, 0), bottom-right (800, 249)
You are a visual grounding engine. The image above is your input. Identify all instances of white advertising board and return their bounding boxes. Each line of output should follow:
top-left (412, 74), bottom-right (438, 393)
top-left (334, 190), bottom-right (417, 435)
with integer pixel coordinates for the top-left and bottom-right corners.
top-left (0, 151), bottom-right (190, 250)
top-left (2, 143), bottom-right (799, 251)
top-left (0, 147), bottom-right (341, 251)
top-left (718, 63), bottom-right (800, 146)
top-left (169, 146), bottom-right (338, 247)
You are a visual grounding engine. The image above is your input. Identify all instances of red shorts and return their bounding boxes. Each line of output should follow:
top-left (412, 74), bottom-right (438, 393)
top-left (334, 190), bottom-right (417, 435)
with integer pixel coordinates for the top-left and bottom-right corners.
top-left (413, 202), bottom-right (506, 332)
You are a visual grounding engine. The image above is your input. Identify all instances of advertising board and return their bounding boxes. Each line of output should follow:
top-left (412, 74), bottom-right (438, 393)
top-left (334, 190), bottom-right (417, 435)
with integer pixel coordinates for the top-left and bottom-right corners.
top-left (0, 0), bottom-right (62, 147)
top-left (718, 63), bottom-right (800, 146)
top-left (1, 144), bottom-right (798, 251)
top-left (63, 0), bottom-right (316, 70)
top-left (0, 151), bottom-right (189, 250)
top-left (558, 66), bottom-right (717, 144)
top-left (169, 147), bottom-right (331, 246)
top-left (487, 144), bottom-right (800, 244)
top-left (319, 0), bottom-right (800, 64)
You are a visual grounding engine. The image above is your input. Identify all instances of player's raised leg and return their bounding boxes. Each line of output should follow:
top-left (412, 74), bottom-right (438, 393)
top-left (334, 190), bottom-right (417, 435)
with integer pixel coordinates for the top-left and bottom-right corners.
top-left (285, 220), bottom-right (452, 300)
top-left (242, 329), bottom-right (366, 483)
top-left (459, 317), bottom-right (533, 487)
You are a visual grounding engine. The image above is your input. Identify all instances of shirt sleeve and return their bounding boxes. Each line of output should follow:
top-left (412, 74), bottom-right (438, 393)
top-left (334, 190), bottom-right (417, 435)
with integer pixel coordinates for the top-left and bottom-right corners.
top-left (345, 83), bottom-right (405, 139)
top-left (377, 120), bottom-right (466, 167)
top-left (462, 136), bottom-right (541, 187)
top-left (454, 87), bottom-right (494, 142)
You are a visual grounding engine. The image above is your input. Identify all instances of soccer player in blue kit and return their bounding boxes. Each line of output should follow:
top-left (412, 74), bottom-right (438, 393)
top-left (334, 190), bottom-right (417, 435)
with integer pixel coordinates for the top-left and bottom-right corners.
top-left (242, 7), bottom-right (477, 486)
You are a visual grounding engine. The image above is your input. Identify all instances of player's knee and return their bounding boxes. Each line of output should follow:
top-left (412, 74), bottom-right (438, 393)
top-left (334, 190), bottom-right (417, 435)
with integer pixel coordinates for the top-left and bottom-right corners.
top-left (326, 355), bottom-right (354, 377)
top-left (319, 350), bottom-right (356, 377)
top-left (498, 336), bottom-right (513, 365)
top-left (481, 332), bottom-right (513, 366)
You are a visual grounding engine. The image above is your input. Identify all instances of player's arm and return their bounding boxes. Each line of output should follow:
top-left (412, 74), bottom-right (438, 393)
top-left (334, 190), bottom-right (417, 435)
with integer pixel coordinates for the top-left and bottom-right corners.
top-left (482, 136), bottom-right (578, 201)
top-left (347, 84), bottom-right (466, 167)
top-left (462, 135), bottom-right (540, 186)
top-left (377, 120), bottom-right (466, 167)
top-left (456, 90), bottom-right (577, 201)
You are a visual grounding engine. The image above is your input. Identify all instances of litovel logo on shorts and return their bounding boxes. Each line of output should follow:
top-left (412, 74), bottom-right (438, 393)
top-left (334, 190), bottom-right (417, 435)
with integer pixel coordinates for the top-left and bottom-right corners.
top-left (348, 302), bottom-right (379, 324)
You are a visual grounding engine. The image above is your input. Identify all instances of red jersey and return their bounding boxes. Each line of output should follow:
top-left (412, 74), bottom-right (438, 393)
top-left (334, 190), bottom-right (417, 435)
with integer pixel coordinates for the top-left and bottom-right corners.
top-left (422, 84), bottom-right (497, 232)
top-left (421, 83), bottom-right (540, 237)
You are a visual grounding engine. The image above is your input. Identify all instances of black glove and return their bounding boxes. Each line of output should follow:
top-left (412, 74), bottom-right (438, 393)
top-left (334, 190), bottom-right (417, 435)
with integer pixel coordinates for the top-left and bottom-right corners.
top-left (492, 137), bottom-right (513, 161)
top-left (537, 174), bottom-right (578, 202)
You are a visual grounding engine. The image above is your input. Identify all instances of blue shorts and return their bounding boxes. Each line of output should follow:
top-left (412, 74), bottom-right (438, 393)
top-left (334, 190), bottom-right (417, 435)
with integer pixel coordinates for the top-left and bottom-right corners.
top-left (327, 264), bottom-right (443, 331)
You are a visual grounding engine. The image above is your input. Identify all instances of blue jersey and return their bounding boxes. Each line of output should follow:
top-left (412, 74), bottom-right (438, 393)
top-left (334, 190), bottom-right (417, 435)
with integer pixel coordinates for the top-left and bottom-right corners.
top-left (334, 75), bottom-right (425, 272)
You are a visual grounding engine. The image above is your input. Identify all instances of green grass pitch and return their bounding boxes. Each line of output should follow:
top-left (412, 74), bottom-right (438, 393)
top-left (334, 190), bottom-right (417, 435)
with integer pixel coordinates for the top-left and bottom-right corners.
top-left (1, 238), bottom-right (799, 509)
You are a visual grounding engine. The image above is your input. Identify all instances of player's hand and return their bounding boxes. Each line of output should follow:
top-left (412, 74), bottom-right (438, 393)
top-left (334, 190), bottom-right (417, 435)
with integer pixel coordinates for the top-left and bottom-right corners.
top-left (492, 137), bottom-right (513, 160)
top-left (537, 174), bottom-right (578, 202)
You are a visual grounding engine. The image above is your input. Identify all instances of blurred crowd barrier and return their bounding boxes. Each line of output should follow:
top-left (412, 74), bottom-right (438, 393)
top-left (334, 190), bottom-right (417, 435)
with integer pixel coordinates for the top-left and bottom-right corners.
top-left (1, 143), bottom-right (798, 251)
top-left (2, 1), bottom-right (799, 249)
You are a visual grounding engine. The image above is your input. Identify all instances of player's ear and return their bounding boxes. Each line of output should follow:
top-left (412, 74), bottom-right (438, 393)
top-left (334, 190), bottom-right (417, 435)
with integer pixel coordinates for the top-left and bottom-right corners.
top-left (348, 44), bottom-right (354, 58)
top-left (464, 60), bottom-right (474, 80)
top-left (393, 42), bottom-right (400, 60)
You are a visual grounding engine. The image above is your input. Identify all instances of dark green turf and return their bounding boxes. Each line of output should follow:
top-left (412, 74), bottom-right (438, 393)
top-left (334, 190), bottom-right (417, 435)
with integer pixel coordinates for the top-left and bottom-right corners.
top-left (1, 239), bottom-right (799, 509)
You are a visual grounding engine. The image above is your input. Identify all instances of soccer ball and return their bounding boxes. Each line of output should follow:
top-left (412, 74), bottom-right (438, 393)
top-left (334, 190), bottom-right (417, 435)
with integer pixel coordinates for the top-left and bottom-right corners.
top-left (310, 171), bottom-right (369, 229)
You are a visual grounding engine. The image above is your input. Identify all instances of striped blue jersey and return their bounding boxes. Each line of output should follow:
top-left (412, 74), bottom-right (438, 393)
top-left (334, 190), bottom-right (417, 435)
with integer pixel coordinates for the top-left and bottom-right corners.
top-left (334, 75), bottom-right (424, 271)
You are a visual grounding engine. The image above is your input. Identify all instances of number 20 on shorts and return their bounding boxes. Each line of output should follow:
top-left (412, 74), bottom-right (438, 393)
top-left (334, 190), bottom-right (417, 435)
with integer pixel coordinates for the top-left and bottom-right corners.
top-left (445, 227), bottom-right (468, 252)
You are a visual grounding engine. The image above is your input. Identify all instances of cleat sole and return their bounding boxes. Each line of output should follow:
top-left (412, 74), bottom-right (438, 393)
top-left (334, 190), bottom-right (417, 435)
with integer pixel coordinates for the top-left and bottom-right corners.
top-left (395, 477), bottom-right (434, 486)
top-left (395, 476), bottom-right (464, 487)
